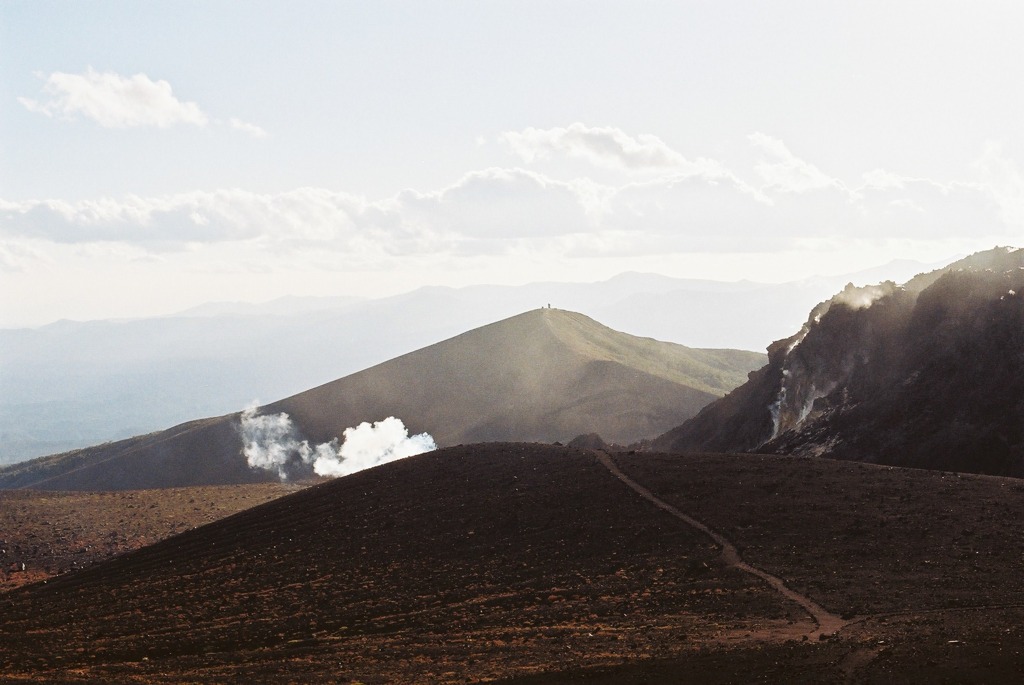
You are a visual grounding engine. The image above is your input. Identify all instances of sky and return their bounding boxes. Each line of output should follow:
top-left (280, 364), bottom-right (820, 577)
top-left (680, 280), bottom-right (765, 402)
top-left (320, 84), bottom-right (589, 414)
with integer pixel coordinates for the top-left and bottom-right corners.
top-left (2, 1), bottom-right (1024, 327)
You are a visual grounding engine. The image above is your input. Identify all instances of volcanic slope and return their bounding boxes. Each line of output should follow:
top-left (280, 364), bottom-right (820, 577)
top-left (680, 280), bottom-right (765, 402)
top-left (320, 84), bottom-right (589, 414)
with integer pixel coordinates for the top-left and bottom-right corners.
top-left (0, 308), bottom-right (764, 490)
top-left (5, 445), bottom-right (1024, 683)
top-left (268, 307), bottom-right (764, 447)
top-left (0, 483), bottom-right (295, 592)
top-left (653, 247), bottom-right (1024, 476)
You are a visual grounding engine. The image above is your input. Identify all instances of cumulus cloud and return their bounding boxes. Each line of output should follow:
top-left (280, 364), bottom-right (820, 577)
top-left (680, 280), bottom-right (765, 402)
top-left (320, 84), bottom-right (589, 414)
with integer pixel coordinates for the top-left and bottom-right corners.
top-left (596, 172), bottom-right (774, 250)
top-left (501, 122), bottom-right (694, 172)
top-left (19, 68), bottom-right (209, 129)
top-left (0, 170), bottom-right (604, 252)
top-left (861, 168), bottom-right (907, 190)
top-left (228, 117), bottom-right (268, 138)
top-left (749, 132), bottom-right (848, 194)
top-left (18, 68), bottom-right (267, 137)
top-left (2, 130), bottom-right (1019, 264)
top-left (400, 167), bottom-right (601, 240)
top-left (0, 188), bottom-right (368, 247)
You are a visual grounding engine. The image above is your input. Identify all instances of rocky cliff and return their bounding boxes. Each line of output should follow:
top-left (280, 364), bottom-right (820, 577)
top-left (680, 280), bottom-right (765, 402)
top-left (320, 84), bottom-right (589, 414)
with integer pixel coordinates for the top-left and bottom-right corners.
top-left (653, 247), bottom-right (1024, 476)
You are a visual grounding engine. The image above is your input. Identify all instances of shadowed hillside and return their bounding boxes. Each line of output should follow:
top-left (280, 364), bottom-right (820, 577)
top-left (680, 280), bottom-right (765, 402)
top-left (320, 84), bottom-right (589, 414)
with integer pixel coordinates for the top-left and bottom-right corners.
top-left (0, 309), bottom-right (763, 490)
top-left (653, 247), bottom-right (1024, 476)
top-left (4, 445), bottom-right (1024, 682)
top-left (0, 416), bottom-right (273, 490)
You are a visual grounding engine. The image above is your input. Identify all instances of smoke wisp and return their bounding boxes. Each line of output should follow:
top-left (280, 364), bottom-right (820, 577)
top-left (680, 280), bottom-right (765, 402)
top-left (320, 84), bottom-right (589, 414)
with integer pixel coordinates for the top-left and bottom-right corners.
top-left (239, 406), bottom-right (436, 480)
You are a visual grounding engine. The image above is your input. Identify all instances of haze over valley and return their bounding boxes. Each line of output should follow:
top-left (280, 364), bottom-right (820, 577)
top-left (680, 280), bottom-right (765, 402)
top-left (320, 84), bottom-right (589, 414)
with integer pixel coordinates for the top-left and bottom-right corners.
top-left (0, 261), bottom-right (933, 463)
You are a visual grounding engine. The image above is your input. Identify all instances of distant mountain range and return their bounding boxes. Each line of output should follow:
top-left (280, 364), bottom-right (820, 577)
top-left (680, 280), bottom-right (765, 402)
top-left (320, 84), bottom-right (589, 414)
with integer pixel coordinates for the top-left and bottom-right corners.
top-left (0, 261), bottom-right (940, 462)
top-left (653, 247), bottom-right (1024, 477)
top-left (0, 309), bottom-right (763, 490)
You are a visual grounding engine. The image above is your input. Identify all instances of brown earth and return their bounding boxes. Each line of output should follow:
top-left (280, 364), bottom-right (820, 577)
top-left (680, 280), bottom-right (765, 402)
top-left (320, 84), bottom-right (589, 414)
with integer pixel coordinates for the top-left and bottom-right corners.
top-left (2, 445), bottom-right (1024, 682)
top-left (0, 483), bottom-right (296, 592)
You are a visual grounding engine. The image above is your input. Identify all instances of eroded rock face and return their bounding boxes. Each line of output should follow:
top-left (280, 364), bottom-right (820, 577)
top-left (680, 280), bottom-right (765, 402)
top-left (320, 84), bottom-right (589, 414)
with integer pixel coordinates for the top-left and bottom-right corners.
top-left (654, 247), bottom-right (1024, 477)
top-left (765, 281), bottom-right (908, 442)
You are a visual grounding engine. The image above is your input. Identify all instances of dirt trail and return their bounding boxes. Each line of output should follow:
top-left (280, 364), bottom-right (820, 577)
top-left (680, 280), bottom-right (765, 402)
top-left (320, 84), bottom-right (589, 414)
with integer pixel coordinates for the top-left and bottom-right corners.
top-left (594, 451), bottom-right (847, 639)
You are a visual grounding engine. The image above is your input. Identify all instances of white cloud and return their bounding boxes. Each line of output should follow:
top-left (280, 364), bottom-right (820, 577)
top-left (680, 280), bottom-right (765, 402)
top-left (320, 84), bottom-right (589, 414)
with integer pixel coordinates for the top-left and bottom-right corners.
top-left (18, 68), bottom-right (268, 137)
top-left (400, 167), bottom-right (599, 240)
top-left (2, 132), bottom-right (1020, 270)
top-left (500, 122), bottom-right (694, 172)
top-left (19, 68), bottom-right (209, 129)
top-left (861, 168), bottom-right (906, 190)
top-left (748, 132), bottom-right (848, 194)
top-left (970, 141), bottom-right (1024, 228)
top-left (0, 188), bottom-right (368, 247)
top-left (0, 241), bottom-right (50, 272)
top-left (0, 170), bottom-right (604, 254)
top-left (228, 117), bottom-right (268, 138)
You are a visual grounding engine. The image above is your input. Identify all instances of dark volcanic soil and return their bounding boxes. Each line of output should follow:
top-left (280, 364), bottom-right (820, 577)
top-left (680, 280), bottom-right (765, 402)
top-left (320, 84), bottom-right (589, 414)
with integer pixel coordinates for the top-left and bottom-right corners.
top-left (2, 445), bottom-right (1024, 683)
top-left (0, 444), bottom-right (803, 683)
top-left (616, 452), bottom-right (1024, 617)
top-left (0, 484), bottom-right (296, 592)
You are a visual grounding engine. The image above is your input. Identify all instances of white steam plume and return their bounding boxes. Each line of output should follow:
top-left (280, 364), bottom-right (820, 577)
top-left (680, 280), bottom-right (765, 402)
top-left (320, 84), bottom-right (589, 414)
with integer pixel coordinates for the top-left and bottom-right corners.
top-left (310, 416), bottom-right (437, 477)
top-left (829, 281), bottom-right (896, 311)
top-left (239, 406), bottom-right (436, 480)
top-left (239, 406), bottom-right (304, 479)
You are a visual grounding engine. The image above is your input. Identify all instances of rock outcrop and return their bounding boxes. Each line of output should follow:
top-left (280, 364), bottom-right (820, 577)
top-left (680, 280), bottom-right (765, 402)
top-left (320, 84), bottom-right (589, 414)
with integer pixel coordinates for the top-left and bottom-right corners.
top-left (654, 247), bottom-right (1024, 476)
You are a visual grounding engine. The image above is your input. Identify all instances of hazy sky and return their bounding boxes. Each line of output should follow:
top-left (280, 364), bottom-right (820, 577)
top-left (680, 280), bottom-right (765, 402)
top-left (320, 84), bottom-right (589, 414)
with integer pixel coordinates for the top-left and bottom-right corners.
top-left (3, 1), bottom-right (1023, 326)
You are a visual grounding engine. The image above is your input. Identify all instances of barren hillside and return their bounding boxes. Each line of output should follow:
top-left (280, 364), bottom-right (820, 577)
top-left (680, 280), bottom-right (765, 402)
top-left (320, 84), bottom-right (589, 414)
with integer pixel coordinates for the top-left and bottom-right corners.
top-left (0, 309), bottom-right (763, 490)
top-left (3, 445), bottom-right (1024, 682)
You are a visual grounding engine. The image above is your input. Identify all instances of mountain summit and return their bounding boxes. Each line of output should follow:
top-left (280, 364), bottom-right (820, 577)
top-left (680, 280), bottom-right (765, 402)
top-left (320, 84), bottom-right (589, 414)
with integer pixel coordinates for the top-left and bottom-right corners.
top-left (269, 308), bottom-right (764, 448)
top-left (653, 247), bottom-right (1024, 476)
top-left (1, 308), bottom-right (763, 490)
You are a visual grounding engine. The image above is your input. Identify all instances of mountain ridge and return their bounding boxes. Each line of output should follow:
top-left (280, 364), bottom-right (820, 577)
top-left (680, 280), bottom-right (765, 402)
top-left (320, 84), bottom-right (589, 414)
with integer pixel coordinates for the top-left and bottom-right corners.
top-left (1, 263), bottom-right (936, 463)
top-left (266, 308), bottom-right (763, 448)
top-left (0, 309), bottom-right (763, 490)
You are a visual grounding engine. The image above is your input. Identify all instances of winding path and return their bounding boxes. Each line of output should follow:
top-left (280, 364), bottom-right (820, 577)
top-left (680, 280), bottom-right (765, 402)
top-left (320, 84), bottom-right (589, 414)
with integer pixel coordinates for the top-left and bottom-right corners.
top-left (594, 451), bottom-right (847, 639)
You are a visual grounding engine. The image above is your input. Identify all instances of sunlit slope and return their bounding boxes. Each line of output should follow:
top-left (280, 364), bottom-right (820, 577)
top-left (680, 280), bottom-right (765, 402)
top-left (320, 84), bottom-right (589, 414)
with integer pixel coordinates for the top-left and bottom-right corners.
top-left (0, 309), bottom-right (763, 490)
top-left (268, 308), bottom-right (765, 447)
